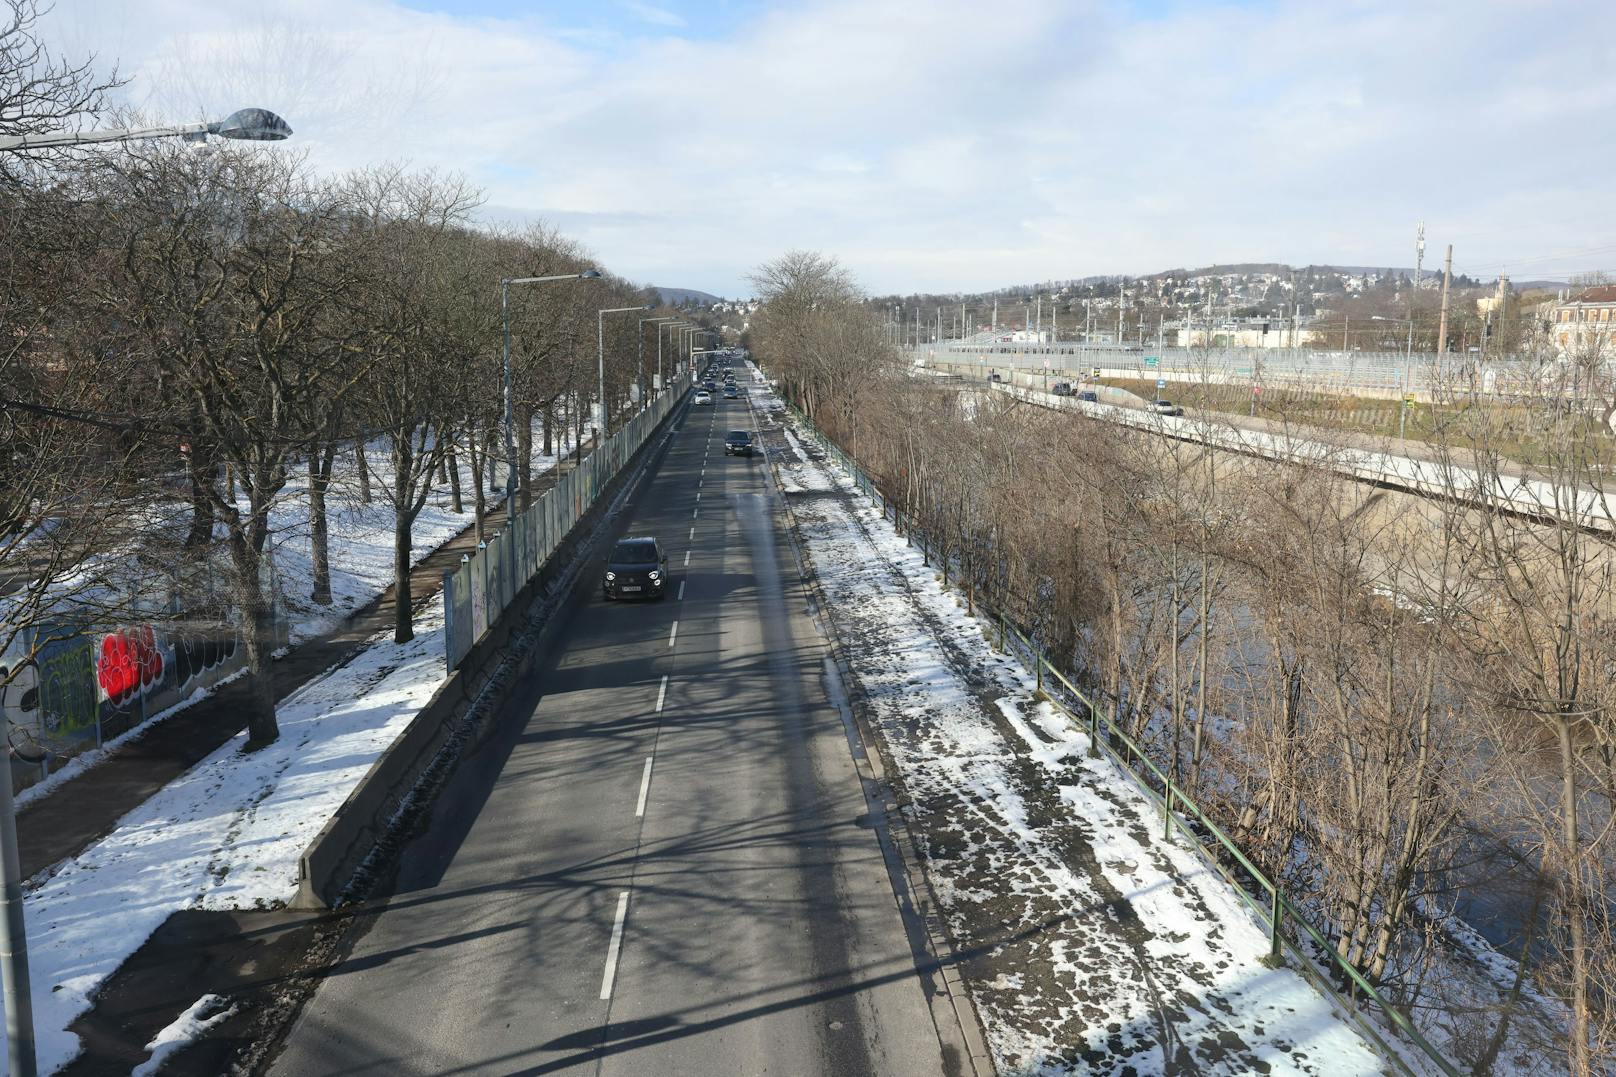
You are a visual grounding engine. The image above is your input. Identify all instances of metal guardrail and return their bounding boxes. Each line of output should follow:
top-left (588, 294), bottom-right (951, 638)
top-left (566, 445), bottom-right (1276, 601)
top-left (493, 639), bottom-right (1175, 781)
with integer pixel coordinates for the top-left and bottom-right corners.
top-left (443, 374), bottom-right (691, 669)
top-left (784, 402), bottom-right (1460, 1077)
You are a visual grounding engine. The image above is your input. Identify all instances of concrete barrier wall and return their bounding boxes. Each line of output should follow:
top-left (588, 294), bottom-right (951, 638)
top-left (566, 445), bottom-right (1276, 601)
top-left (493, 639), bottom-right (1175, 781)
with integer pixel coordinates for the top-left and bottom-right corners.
top-left (293, 390), bottom-right (689, 909)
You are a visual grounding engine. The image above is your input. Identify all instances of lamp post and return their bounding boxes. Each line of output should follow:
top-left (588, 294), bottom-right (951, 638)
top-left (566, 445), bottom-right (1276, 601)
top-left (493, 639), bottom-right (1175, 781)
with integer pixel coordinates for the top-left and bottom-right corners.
top-left (638, 316), bottom-right (679, 405)
top-left (598, 305), bottom-right (654, 441)
top-left (501, 270), bottom-right (601, 522)
top-left (658, 321), bottom-right (690, 391)
top-left (0, 103), bottom-right (297, 1077)
top-left (0, 107), bottom-right (293, 151)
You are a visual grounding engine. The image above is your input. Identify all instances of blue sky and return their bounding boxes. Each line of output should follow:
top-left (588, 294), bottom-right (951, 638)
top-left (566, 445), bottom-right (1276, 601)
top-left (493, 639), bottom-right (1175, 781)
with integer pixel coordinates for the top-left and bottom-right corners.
top-left (45, 0), bottom-right (1616, 297)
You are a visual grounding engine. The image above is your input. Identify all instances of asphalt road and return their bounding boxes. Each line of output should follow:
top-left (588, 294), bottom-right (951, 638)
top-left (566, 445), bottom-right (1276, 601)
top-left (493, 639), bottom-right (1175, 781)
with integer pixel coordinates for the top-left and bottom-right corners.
top-left (270, 382), bottom-right (953, 1076)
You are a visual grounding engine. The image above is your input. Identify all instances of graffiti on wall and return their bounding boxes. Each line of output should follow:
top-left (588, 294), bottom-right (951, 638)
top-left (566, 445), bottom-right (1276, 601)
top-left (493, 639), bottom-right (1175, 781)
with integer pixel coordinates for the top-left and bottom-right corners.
top-left (2, 622), bottom-right (245, 787)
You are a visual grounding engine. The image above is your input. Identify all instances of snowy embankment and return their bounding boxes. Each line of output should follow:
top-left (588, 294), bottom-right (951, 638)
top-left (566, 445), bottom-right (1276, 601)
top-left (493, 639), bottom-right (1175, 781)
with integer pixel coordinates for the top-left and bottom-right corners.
top-left (12, 601), bottom-right (450, 1074)
top-left (754, 379), bottom-right (1386, 1076)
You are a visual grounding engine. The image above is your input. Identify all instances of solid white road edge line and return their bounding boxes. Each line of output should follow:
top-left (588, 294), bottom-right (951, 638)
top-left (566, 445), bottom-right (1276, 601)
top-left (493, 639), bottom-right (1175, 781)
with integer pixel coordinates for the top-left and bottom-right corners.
top-left (599, 891), bottom-right (631, 1000)
top-left (635, 757), bottom-right (653, 817)
top-left (656, 675), bottom-right (668, 712)
top-left (669, 620), bottom-right (679, 647)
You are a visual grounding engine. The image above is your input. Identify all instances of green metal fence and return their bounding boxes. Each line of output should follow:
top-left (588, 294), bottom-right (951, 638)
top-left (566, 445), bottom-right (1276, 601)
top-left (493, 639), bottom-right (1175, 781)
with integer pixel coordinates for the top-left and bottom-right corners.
top-left (783, 402), bottom-right (1459, 1077)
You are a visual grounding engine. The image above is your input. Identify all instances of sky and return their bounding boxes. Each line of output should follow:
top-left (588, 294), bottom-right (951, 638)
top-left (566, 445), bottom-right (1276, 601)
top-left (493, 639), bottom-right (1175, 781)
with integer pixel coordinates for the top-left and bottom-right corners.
top-left (40, 0), bottom-right (1616, 297)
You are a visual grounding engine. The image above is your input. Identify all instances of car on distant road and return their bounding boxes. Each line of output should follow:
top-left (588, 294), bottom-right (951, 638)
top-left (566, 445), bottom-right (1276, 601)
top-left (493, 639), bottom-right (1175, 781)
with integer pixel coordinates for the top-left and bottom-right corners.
top-left (723, 385), bottom-right (738, 398)
top-left (694, 390), bottom-right (712, 405)
top-left (1150, 399), bottom-right (1185, 416)
top-left (1077, 390), bottom-right (1099, 403)
top-left (603, 536), bottom-right (667, 601)
top-left (1051, 381), bottom-right (1072, 396)
top-left (724, 430), bottom-right (754, 456)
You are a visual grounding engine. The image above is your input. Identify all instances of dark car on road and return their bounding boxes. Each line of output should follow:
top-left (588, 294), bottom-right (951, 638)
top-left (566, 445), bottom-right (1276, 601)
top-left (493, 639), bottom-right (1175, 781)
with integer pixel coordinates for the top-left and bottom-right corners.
top-left (1077, 390), bottom-right (1099, 402)
top-left (723, 385), bottom-right (738, 398)
top-left (1051, 381), bottom-right (1072, 396)
top-left (603, 536), bottom-right (668, 601)
top-left (724, 430), bottom-right (754, 456)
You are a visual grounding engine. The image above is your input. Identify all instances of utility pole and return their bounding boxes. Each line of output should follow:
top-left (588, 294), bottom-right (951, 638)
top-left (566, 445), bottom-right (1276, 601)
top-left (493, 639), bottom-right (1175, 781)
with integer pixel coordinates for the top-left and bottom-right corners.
top-left (1117, 285), bottom-right (1125, 342)
top-left (1436, 243), bottom-right (1454, 356)
top-left (1411, 221), bottom-right (1426, 358)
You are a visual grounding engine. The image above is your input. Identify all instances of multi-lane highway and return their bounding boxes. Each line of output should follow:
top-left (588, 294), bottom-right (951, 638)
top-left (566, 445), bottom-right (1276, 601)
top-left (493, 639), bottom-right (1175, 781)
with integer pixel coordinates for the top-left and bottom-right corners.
top-left (270, 371), bottom-right (960, 1075)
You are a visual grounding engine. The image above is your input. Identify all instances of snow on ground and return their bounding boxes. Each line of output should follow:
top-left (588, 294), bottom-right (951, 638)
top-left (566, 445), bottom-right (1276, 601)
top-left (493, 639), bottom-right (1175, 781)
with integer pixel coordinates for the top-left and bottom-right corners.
top-left (0, 423), bottom-right (572, 651)
top-left (752, 376), bottom-right (1388, 1076)
top-left (129, 995), bottom-right (236, 1077)
top-left (271, 427), bottom-right (573, 644)
top-left (13, 670), bottom-right (246, 811)
top-left (12, 599), bottom-right (449, 1074)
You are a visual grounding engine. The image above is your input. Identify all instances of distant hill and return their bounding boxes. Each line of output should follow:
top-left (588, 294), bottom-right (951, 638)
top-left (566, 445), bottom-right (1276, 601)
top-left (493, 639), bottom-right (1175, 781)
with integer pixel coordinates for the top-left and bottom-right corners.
top-left (652, 286), bottom-right (722, 307)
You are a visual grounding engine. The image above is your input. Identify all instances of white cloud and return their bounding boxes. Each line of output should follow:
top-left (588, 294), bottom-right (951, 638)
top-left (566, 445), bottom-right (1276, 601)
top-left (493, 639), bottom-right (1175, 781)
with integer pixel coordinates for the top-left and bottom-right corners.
top-left (38, 0), bottom-right (1616, 295)
top-left (621, 1), bottom-right (686, 28)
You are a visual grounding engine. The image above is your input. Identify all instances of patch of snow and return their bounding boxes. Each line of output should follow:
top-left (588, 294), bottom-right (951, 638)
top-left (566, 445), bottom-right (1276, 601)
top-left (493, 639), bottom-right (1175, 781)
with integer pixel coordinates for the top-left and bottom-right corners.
top-left (129, 994), bottom-right (236, 1076)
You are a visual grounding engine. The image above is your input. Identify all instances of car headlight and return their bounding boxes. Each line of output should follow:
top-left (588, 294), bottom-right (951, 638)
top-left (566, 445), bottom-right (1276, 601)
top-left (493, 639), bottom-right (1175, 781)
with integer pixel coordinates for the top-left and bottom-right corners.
top-left (648, 570), bottom-right (660, 581)
top-left (605, 572), bottom-right (616, 581)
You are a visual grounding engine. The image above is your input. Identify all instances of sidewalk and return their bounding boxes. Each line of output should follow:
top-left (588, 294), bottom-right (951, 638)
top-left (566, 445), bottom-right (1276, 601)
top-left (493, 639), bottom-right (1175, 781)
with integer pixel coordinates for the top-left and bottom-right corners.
top-left (17, 446), bottom-right (593, 883)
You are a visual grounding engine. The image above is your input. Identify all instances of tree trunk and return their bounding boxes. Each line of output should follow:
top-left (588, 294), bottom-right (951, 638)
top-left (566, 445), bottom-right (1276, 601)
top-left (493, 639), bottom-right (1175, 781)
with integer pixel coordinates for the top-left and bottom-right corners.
top-left (393, 516), bottom-right (414, 644)
top-left (230, 535), bottom-right (279, 747)
top-left (518, 404), bottom-right (534, 512)
top-left (1559, 716), bottom-right (1592, 1076)
top-left (542, 401), bottom-right (554, 457)
top-left (447, 444), bottom-right (464, 514)
top-left (355, 440), bottom-right (372, 505)
top-left (183, 454), bottom-right (216, 548)
top-left (309, 442), bottom-right (337, 606)
top-left (467, 426), bottom-right (487, 543)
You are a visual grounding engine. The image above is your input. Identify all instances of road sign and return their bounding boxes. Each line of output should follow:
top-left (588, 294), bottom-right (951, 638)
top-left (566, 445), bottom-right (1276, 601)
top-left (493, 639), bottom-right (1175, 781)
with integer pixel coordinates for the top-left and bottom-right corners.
top-left (1235, 367), bottom-right (1252, 376)
top-left (1091, 367), bottom-right (1101, 379)
top-left (1143, 356), bottom-right (1159, 368)
top-left (1156, 378), bottom-right (1167, 390)
top-left (1403, 394), bottom-right (1415, 407)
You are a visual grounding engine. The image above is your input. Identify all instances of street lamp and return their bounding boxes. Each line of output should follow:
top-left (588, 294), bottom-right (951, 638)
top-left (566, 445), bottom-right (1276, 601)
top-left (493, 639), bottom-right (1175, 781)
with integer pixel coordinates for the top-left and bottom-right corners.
top-left (501, 269), bottom-right (601, 522)
top-left (598, 304), bottom-right (655, 440)
top-left (0, 107), bottom-right (293, 151)
top-left (658, 321), bottom-right (690, 390)
top-left (638, 316), bottom-right (680, 404)
top-left (0, 99), bottom-right (299, 1077)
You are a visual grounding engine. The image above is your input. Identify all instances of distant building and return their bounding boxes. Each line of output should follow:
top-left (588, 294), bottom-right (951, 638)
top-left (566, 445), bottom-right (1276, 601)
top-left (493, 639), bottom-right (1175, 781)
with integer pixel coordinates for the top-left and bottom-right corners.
top-left (1475, 275), bottom-right (1512, 317)
top-left (1549, 285), bottom-right (1616, 353)
top-left (1176, 317), bottom-right (1312, 349)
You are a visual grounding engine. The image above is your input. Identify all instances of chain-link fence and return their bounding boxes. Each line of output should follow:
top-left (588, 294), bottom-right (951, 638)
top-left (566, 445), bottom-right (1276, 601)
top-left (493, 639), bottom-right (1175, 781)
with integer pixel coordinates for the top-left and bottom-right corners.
top-left (442, 373), bottom-right (692, 669)
top-left (914, 343), bottom-right (1540, 399)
